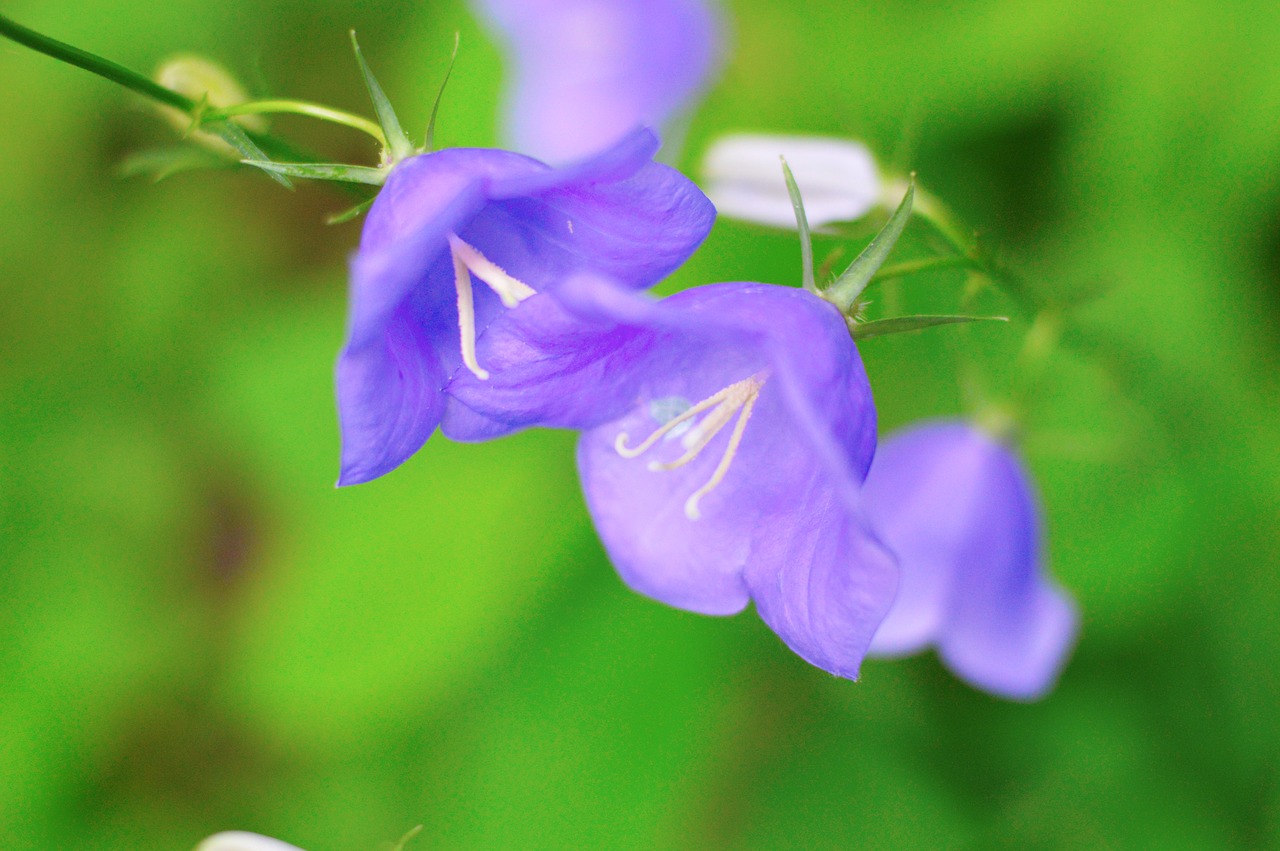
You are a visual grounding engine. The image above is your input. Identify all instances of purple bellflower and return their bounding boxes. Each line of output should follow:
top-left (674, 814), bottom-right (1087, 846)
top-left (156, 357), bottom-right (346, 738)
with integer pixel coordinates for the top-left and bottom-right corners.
top-left (337, 128), bottom-right (715, 485)
top-left (863, 421), bottom-right (1078, 700)
top-left (447, 277), bottom-right (898, 678)
top-left (468, 0), bottom-right (723, 163)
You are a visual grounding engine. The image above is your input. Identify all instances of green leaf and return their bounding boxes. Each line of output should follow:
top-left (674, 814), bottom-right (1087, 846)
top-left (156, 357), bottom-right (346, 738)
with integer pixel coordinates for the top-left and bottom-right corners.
top-left (326, 196), bottom-right (377, 225)
top-left (825, 180), bottom-right (915, 312)
top-left (350, 30), bottom-right (415, 162)
top-left (425, 32), bottom-right (461, 152)
top-left (851, 313), bottom-right (1007, 340)
top-left (117, 147), bottom-right (230, 182)
top-left (780, 156), bottom-right (816, 293)
top-left (241, 160), bottom-right (387, 186)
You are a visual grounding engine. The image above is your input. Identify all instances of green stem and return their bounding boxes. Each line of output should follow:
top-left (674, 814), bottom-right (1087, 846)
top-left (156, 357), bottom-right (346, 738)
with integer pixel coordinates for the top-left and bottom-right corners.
top-left (872, 254), bottom-right (976, 282)
top-left (0, 12), bottom-right (194, 111)
top-left (911, 187), bottom-right (976, 259)
top-left (0, 11), bottom-right (367, 191)
top-left (204, 100), bottom-right (385, 146)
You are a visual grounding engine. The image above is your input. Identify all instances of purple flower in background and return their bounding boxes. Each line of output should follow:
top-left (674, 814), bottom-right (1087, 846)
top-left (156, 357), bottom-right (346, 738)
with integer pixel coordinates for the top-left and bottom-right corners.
top-left (469, 0), bottom-right (723, 163)
top-left (337, 128), bottom-right (715, 485)
top-left (864, 421), bottom-right (1078, 700)
top-left (449, 278), bottom-right (897, 678)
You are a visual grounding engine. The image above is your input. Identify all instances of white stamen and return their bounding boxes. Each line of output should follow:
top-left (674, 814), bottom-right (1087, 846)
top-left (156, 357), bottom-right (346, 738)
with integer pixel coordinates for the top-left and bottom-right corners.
top-left (614, 373), bottom-right (767, 520)
top-left (684, 388), bottom-right (760, 520)
top-left (447, 234), bottom-right (536, 308)
top-left (614, 384), bottom-right (740, 459)
top-left (446, 234), bottom-right (537, 380)
top-left (451, 248), bottom-right (488, 380)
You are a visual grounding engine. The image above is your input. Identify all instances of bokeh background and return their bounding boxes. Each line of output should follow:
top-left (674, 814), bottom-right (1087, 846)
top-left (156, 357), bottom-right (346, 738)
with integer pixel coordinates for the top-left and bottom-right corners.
top-left (3, 0), bottom-right (1279, 848)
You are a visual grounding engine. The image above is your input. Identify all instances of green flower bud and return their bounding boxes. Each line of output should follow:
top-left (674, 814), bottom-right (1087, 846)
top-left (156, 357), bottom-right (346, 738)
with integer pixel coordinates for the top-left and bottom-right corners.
top-left (153, 55), bottom-right (265, 153)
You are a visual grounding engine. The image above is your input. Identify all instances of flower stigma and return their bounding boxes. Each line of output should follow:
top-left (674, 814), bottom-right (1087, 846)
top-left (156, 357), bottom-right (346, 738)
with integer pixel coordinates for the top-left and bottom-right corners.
top-left (614, 373), bottom-right (768, 520)
top-left (448, 234), bottom-right (537, 380)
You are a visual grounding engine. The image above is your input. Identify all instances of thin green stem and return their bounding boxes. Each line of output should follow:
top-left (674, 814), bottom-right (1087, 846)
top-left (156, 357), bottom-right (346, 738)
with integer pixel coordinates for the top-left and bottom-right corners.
top-left (0, 13), bottom-right (194, 110)
top-left (872, 254), bottom-right (976, 282)
top-left (0, 13), bottom-right (372, 196)
top-left (204, 100), bottom-right (385, 146)
top-left (912, 187), bottom-right (975, 259)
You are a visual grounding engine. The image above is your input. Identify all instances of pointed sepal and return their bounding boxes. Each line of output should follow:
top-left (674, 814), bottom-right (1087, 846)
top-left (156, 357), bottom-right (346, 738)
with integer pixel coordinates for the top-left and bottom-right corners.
top-left (824, 180), bottom-right (915, 312)
top-left (424, 32), bottom-right (460, 152)
top-left (241, 160), bottom-right (387, 185)
top-left (118, 146), bottom-right (231, 182)
top-left (349, 30), bottom-right (415, 163)
top-left (780, 157), bottom-right (816, 293)
top-left (852, 313), bottom-right (1007, 340)
top-left (326, 196), bottom-right (377, 225)
top-left (211, 121), bottom-right (291, 187)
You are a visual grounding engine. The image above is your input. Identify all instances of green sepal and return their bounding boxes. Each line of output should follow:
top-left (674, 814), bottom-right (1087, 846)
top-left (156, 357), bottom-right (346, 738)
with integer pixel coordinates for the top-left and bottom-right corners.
top-left (241, 160), bottom-right (388, 186)
top-left (780, 157), bottom-right (816, 293)
top-left (326, 196), bottom-right (377, 225)
top-left (851, 313), bottom-right (1007, 340)
top-left (425, 32), bottom-right (461, 152)
top-left (117, 147), bottom-right (231, 182)
top-left (824, 180), bottom-right (915, 312)
top-left (214, 122), bottom-right (291, 187)
top-left (349, 30), bottom-right (415, 162)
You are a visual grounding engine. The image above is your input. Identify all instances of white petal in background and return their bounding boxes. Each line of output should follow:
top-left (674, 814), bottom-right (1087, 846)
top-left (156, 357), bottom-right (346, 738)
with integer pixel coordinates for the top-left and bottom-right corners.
top-left (700, 134), bottom-right (882, 228)
top-left (195, 833), bottom-right (308, 851)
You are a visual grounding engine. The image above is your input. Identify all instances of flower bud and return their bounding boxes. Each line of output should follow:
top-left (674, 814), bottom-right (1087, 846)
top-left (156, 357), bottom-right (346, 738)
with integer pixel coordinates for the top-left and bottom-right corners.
top-left (701, 133), bottom-right (882, 228)
top-left (153, 55), bottom-right (265, 153)
top-left (195, 832), bottom-right (307, 851)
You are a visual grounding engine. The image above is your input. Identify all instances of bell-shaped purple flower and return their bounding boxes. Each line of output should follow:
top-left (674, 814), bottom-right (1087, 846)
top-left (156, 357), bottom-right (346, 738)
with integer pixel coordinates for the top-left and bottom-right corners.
top-left (863, 421), bottom-right (1079, 700)
top-left (337, 129), bottom-right (715, 485)
top-left (469, 0), bottom-right (723, 163)
top-left (447, 277), bottom-right (897, 678)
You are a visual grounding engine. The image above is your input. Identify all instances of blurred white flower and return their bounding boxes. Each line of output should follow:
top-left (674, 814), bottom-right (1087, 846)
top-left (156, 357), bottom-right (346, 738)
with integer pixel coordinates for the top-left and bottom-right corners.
top-left (195, 832), bottom-right (307, 851)
top-left (701, 134), bottom-right (881, 228)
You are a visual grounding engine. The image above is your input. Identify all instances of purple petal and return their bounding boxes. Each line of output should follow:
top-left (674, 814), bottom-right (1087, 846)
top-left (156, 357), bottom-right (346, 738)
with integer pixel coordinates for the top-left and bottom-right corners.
top-left (744, 509), bottom-right (898, 680)
top-left (440, 159), bottom-right (715, 440)
top-left (340, 134), bottom-right (713, 471)
top-left (337, 150), bottom-right (543, 482)
top-left (348, 148), bottom-right (545, 349)
top-left (336, 308), bottom-right (445, 486)
top-left (471, 0), bottom-right (723, 162)
top-left (864, 422), bottom-right (1079, 700)
top-left (445, 276), bottom-right (652, 435)
top-left (566, 283), bottom-right (893, 676)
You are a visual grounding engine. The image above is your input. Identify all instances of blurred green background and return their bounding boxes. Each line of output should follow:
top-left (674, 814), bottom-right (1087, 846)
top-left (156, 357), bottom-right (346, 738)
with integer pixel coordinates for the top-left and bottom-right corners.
top-left (2, 0), bottom-right (1279, 848)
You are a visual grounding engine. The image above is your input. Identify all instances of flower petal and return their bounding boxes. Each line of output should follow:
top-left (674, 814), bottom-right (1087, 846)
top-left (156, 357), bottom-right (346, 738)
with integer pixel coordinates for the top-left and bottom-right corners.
top-left (347, 148), bottom-right (545, 350)
top-left (444, 276), bottom-right (652, 436)
top-left (471, 0), bottom-right (722, 163)
top-left (744, 507), bottom-right (898, 680)
top-left (336, 308), bottom-right (445, 486)
top-left (864, 422), bottom-right (1079, 700)
top-left (342, 133), bottom-right (712, 466)
top-left (702, 134), bottom-right (881, 228)
top-left (564, 283), bottom-right (892, 677)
